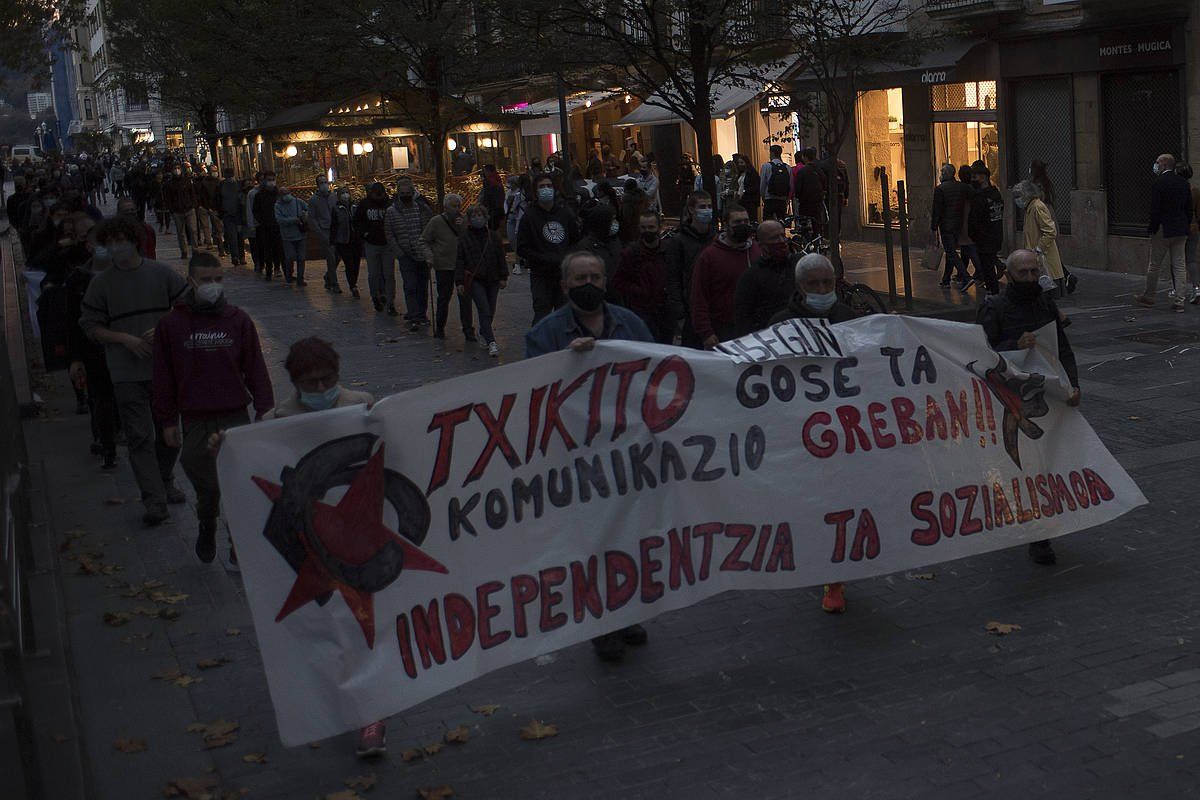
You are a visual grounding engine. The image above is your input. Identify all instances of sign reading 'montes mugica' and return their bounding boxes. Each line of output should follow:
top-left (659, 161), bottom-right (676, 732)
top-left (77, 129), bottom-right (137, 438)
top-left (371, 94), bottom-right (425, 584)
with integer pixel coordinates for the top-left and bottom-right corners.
top-left (218, 315), bottom-right (1145, 746)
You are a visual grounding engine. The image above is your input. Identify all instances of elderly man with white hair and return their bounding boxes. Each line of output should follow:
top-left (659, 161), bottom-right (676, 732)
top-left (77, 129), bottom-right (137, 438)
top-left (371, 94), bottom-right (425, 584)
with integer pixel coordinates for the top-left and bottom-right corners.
top-left (769, 252), bottom-right (860, 614)
top-left (421, 192), bottom-right (475, 340)
top-left (1134, 152), bottom-right (1194, 311)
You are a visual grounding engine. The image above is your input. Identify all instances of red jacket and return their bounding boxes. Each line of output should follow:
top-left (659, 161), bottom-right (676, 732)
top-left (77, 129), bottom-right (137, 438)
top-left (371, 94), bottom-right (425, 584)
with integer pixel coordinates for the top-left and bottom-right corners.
top-left (689, 236), bottom-right (761, 342)
top-left (152, 300), bottom-right (274, 425)
top-left (611, 242), bottom-right (671, 342)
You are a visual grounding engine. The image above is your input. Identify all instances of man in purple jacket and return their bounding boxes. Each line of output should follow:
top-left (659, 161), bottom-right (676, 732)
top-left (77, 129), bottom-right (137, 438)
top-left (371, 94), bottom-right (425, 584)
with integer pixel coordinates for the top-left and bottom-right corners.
top-left (152, 252), bottom-right (275, 564)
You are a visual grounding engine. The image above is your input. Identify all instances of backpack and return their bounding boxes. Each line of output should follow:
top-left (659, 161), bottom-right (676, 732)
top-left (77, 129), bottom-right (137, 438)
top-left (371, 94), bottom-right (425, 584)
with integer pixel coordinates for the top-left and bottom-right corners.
top-left (767, 161), bottom-right (790, 197)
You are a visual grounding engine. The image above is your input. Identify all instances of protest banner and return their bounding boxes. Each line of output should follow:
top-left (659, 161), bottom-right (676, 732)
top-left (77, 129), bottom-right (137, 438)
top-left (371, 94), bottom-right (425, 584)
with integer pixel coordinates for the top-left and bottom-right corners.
top-left (218, 315), bottom-right (1145, 745)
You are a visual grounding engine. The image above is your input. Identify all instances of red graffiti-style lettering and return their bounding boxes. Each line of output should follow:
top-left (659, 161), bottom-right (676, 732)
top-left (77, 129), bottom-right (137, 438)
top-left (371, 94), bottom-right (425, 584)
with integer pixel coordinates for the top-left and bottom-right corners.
top-left (426, 404), bottom-right (473, 494)
top-left (641, 356), bottom-right (695, 433)
top-left (463, 394), bottom-right (521, 486)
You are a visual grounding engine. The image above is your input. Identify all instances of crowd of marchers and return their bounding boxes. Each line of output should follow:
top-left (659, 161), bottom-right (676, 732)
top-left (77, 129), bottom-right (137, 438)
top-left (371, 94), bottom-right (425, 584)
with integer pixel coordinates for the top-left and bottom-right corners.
top-left (31, 139), bottom-right (1200, 759)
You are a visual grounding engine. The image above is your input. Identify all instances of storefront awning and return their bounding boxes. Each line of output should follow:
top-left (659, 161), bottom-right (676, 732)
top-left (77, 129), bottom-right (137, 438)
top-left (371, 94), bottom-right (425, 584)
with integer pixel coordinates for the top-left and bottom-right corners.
top-left (510, 91), bottom-right (619, 137)
top-left (614, 63), bottom-right (792, 128)
top-left (786, 38), bottom-right (989, 92)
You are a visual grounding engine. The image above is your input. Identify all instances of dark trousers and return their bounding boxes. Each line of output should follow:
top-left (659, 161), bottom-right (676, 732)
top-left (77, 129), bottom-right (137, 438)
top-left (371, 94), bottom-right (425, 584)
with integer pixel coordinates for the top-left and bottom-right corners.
top-left (180, 410), bottom-right (250, 525)
top-left (762, 198), bottom-right (788, 221)
top-left (335, 242), bottom-right (360, 288)
top-left (113, 381), bottom-right (178, 510)
top-left (259, 229), bottom-right (284, 275)
top-left (530, 267), bottom-right (564, 324)
top-left (435, 270), bottom-right (474, 335)
top-left (222, 214), bottom-right (244, 264)
top-left (89, 391), bottom-right (117, 457)
top-left (976, 249), bottom-right (1001, 294)
top-left (470, 280), bottom-right (501, 343)
top-left (398, 254), bottom-right (429, 320)
top-left (939, 231), bottom-right (968, 284)
top-left (247, 234), bottom-right (260, 271)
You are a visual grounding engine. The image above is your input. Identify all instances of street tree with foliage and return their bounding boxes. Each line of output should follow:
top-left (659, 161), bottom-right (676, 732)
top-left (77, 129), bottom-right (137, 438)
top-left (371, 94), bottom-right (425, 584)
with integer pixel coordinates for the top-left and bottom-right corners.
top-left (0, 0), bottom-right (83, 85)
top-left (104, 0), bottom-right (345, 164)
top-left (504, 0), bottom-right (787, 196)
top-left (312, 0), bottom-right (506, 207)
top-left (782, 0), bottom-right (942, 268)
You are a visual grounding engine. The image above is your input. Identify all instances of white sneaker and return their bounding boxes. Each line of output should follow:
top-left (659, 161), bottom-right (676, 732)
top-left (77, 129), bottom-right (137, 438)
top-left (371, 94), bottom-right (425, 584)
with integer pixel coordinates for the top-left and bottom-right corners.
top-left (511, 265), bottom-right (522, 275)
top-left (488, 341), bottom-right (499, 357)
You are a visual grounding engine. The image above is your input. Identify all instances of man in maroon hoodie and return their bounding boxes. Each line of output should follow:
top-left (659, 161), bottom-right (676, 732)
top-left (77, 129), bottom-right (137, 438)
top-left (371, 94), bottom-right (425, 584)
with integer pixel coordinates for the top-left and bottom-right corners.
top-left (152, 252), bottom-right (274, 564)
top-left (690, 204), bottom-right (762, 348)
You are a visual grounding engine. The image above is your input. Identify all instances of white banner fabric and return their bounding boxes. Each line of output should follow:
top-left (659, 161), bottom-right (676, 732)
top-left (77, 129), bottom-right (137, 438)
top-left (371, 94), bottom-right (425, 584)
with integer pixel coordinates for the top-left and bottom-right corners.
top-left (218, 315), bottom-right (1145, 745)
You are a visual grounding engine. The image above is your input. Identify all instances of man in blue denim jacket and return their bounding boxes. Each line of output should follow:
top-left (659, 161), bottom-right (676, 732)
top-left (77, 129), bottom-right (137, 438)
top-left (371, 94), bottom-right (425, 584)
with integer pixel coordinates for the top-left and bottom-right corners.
top-left (524, 250), bottom-right (654, 661)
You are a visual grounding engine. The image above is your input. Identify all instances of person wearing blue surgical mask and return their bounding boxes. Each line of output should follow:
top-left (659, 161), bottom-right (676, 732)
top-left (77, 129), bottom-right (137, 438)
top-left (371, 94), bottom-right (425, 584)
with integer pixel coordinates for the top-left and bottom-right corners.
top-left (768, 251), bottom-right (861, 616)
top-left (265, 336), bottom-right (374, 418)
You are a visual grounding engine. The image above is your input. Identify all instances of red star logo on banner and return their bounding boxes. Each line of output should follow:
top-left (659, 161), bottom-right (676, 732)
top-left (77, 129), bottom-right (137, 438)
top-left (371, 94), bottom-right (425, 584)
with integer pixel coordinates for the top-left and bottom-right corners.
top-left (252, 445), bottom-right (447, 647)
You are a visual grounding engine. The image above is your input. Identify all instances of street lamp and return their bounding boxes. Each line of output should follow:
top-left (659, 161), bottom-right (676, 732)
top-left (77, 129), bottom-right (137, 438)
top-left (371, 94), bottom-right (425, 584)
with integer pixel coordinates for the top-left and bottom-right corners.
top-left (337, 142), bottom-right (348, 155)
top-left (446, 137), bottom-right (458, 151)
top-left (285, 144), bottom-right (297, 157)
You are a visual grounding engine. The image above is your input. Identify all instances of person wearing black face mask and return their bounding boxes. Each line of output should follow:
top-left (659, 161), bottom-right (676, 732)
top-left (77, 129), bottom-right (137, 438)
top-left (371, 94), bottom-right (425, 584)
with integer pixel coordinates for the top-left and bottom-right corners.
top-left (732, 219), bottom-right (793, 337)
top-left (690, 204), bottom-right (761, 349)
top-left (524, 250), bottom-right (654, 663)
top-left (610, 210), bottom-right (672, 343)
top-left (977, 248), bottom-right (1080, 567)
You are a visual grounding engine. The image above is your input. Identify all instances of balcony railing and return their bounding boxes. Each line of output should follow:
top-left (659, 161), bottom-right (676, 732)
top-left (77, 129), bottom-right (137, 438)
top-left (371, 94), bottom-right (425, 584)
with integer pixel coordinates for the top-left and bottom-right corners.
top-left (924, 0), bottom-right (1024, 17)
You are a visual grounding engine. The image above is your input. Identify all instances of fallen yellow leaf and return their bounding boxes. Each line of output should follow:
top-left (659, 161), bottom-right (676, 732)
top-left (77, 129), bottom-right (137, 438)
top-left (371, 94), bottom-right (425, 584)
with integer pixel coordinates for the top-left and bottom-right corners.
top-left (444, 725), bottom-right (469, 744)
top-left (103, 611), bottom-right (130, 627)
top-left (470, 704), bottom-right (501, 716)
top-left (519, 720), bottom-right (558, 740)
top-left (344, 773), bottom-right (377, 791)
top-left (197, 656), bottom-right (230, 670)
top-left (400, 748), bottom-right (423, 763)
top-left (422, 742), bottom-right (445, 756)
top-left (985, 621), bottom-right (1022, 636)
top-left (418, 786), bottom-right (454, 799)
top-left (241, 752), bottom-right (267, 764)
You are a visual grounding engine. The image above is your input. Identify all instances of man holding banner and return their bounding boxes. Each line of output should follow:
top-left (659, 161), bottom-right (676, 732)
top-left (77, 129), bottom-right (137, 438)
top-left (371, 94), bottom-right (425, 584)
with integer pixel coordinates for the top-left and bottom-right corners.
top-left (526, 249), bottom-right (655, 661)
top-left (978, 249), bottom-right (1080, 565)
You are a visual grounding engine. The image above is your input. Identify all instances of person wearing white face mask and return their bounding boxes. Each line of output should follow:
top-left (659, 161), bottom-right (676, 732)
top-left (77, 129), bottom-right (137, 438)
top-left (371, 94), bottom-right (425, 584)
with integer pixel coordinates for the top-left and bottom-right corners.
top-left (80, 216), bottom-right (190, 526)
top-left (151, 252), bottom-right (274, 565)
top-left (769, 252), bottom-right (860, 614)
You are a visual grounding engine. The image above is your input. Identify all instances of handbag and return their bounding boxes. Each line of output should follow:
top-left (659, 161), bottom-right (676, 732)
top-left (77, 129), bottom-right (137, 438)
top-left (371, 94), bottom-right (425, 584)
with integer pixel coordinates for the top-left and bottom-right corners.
top-left (921, 238), bottom-right (943, 272)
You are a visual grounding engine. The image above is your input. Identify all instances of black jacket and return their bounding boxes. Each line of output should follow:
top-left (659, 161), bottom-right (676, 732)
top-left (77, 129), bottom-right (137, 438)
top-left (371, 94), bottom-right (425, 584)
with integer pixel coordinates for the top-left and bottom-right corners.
top-left (353, 197), bottom-right (391, 246)
top-left (252, 187), bottom-right (280, 231)
top-left (968, 184), bottom-right (1004, 252)
top-left (792, 164), bottom-right (826, 220)
top-left (455, 227), bottom-right (507, 285)
top-left (663, 222), bottom-right (717, 324)
top-left (516, 201), bottom-right (580, 276)
top-left (1149, 170), bottom-right (1194, 238)
top-left (733, 253), bottom-right (794, 337)
top-left (977, 285), bottom-right (1079, 387)
top-left (931, 178), bottom-right (968, 235)
top-left (768, 294), bottom-right (860, 326)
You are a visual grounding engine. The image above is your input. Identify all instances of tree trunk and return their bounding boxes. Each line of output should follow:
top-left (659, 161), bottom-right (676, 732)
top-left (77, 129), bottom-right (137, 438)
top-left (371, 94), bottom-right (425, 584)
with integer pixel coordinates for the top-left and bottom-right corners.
top-left (693, 114), bottom-right (716, 204)
top-left (431, 131), bottom-right (448, 210)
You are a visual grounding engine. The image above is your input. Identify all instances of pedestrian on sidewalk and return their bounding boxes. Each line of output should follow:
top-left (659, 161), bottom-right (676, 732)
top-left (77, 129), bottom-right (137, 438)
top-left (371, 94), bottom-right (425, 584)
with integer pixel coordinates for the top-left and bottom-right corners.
top-left (118, 197), bottom-right (157, 260)
top-left (690, 204), bottom-right (761, 348)
top-left (665, 190), bottom-right (717, 348)
top-left (218, 168), bottom-right (245, 266)
top-left (356, 182), bottom-right (394, 311)
top-left (274, 185), bottom-right (309, 285)
top-left (759, 145), bottom-right (791, 222)
top-left (524, 250), bottom-right (653, 662)
top-left (80, 216), bottom-right (189, 526)
top-left (197, 166), bottom-right (222, 250)
top-left (152, 252), bottom-right (274, 563)
top-left (422, 193), bottom-right (474, 340)
top-left (611, 210), bottom-right (672, 343)
top-left (1135, 153), bottom-right (1194, 312)
top-left (385, 176), bottom-right (434, 328)
top-left (576, 204), bottom-right (622, 281)
top-left (730, 154), bottom-right (759, 222)
top-left (768, 253), bottom-right (861, 614)
top-left (244, 173), bottom-right (262, 272)
top-left (977, 249), bottom-right (1081, 565)
top-left (151, 171), bottom-right (171, 233)
top-left (503, 175), bottom-right (526, 268)
top-left (257, 336), bottom-right (381, 756)
top-left (252, 172), bottom-right (284, 280)
top-left (307, 176), bottom-right (337, 291)
top-left (331, 188), bottom-right (361, 297)
top-left (1012, 181), bottom-right (1065, 297)
top-left (732, 219), bottom-right (791, 337)
top-left (66, 223), bottom-right (118, 469)
top-left (932, 163), bottom-right (971, 292)
top-left (968, 160), bottom-right (1003, 295)
top-left (165, 165), bottom-right (199, 260)
top-left (456, 204), bottom-right (507, 357)
top-left (517, 174), bottom-right (580, 323)
top-left (1178, 162), bottom-right (1200, 303)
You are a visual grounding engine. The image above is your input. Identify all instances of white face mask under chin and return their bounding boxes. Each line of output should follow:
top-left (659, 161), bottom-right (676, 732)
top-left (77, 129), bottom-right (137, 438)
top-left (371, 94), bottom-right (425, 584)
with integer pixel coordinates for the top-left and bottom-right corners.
top-left (195, 282), bottom-right (224, 305)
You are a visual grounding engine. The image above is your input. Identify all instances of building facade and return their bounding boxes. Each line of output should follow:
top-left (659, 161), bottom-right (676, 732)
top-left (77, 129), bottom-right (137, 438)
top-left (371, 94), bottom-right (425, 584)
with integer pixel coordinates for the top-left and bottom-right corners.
top-left (26, 93), bottom-right (52, 118)
top-left (799, 0), bottom-right (1196, 273)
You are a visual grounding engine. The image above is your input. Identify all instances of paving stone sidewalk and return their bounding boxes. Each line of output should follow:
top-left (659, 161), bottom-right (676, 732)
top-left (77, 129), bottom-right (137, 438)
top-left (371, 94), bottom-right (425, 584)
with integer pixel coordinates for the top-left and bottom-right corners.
top-left (20, 211), bottom-right (1200, 798)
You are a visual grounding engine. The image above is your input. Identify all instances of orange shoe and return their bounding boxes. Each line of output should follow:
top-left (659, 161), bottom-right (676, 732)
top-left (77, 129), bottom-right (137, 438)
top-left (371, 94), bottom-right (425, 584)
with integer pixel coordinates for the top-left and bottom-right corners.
top-left (821, 583), bottom-right (846, 614)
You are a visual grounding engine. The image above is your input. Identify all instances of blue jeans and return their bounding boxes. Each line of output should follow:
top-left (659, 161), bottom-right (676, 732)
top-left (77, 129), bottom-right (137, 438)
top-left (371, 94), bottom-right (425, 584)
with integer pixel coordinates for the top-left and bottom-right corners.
top-left (471, 279), bottom-right (501, 343)
top-left (939, 231), bottom-right (968, 284)
top-left (398, 253), bottom-right (429, 320)
top-left (281, 237), bottom-right (305, 281)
